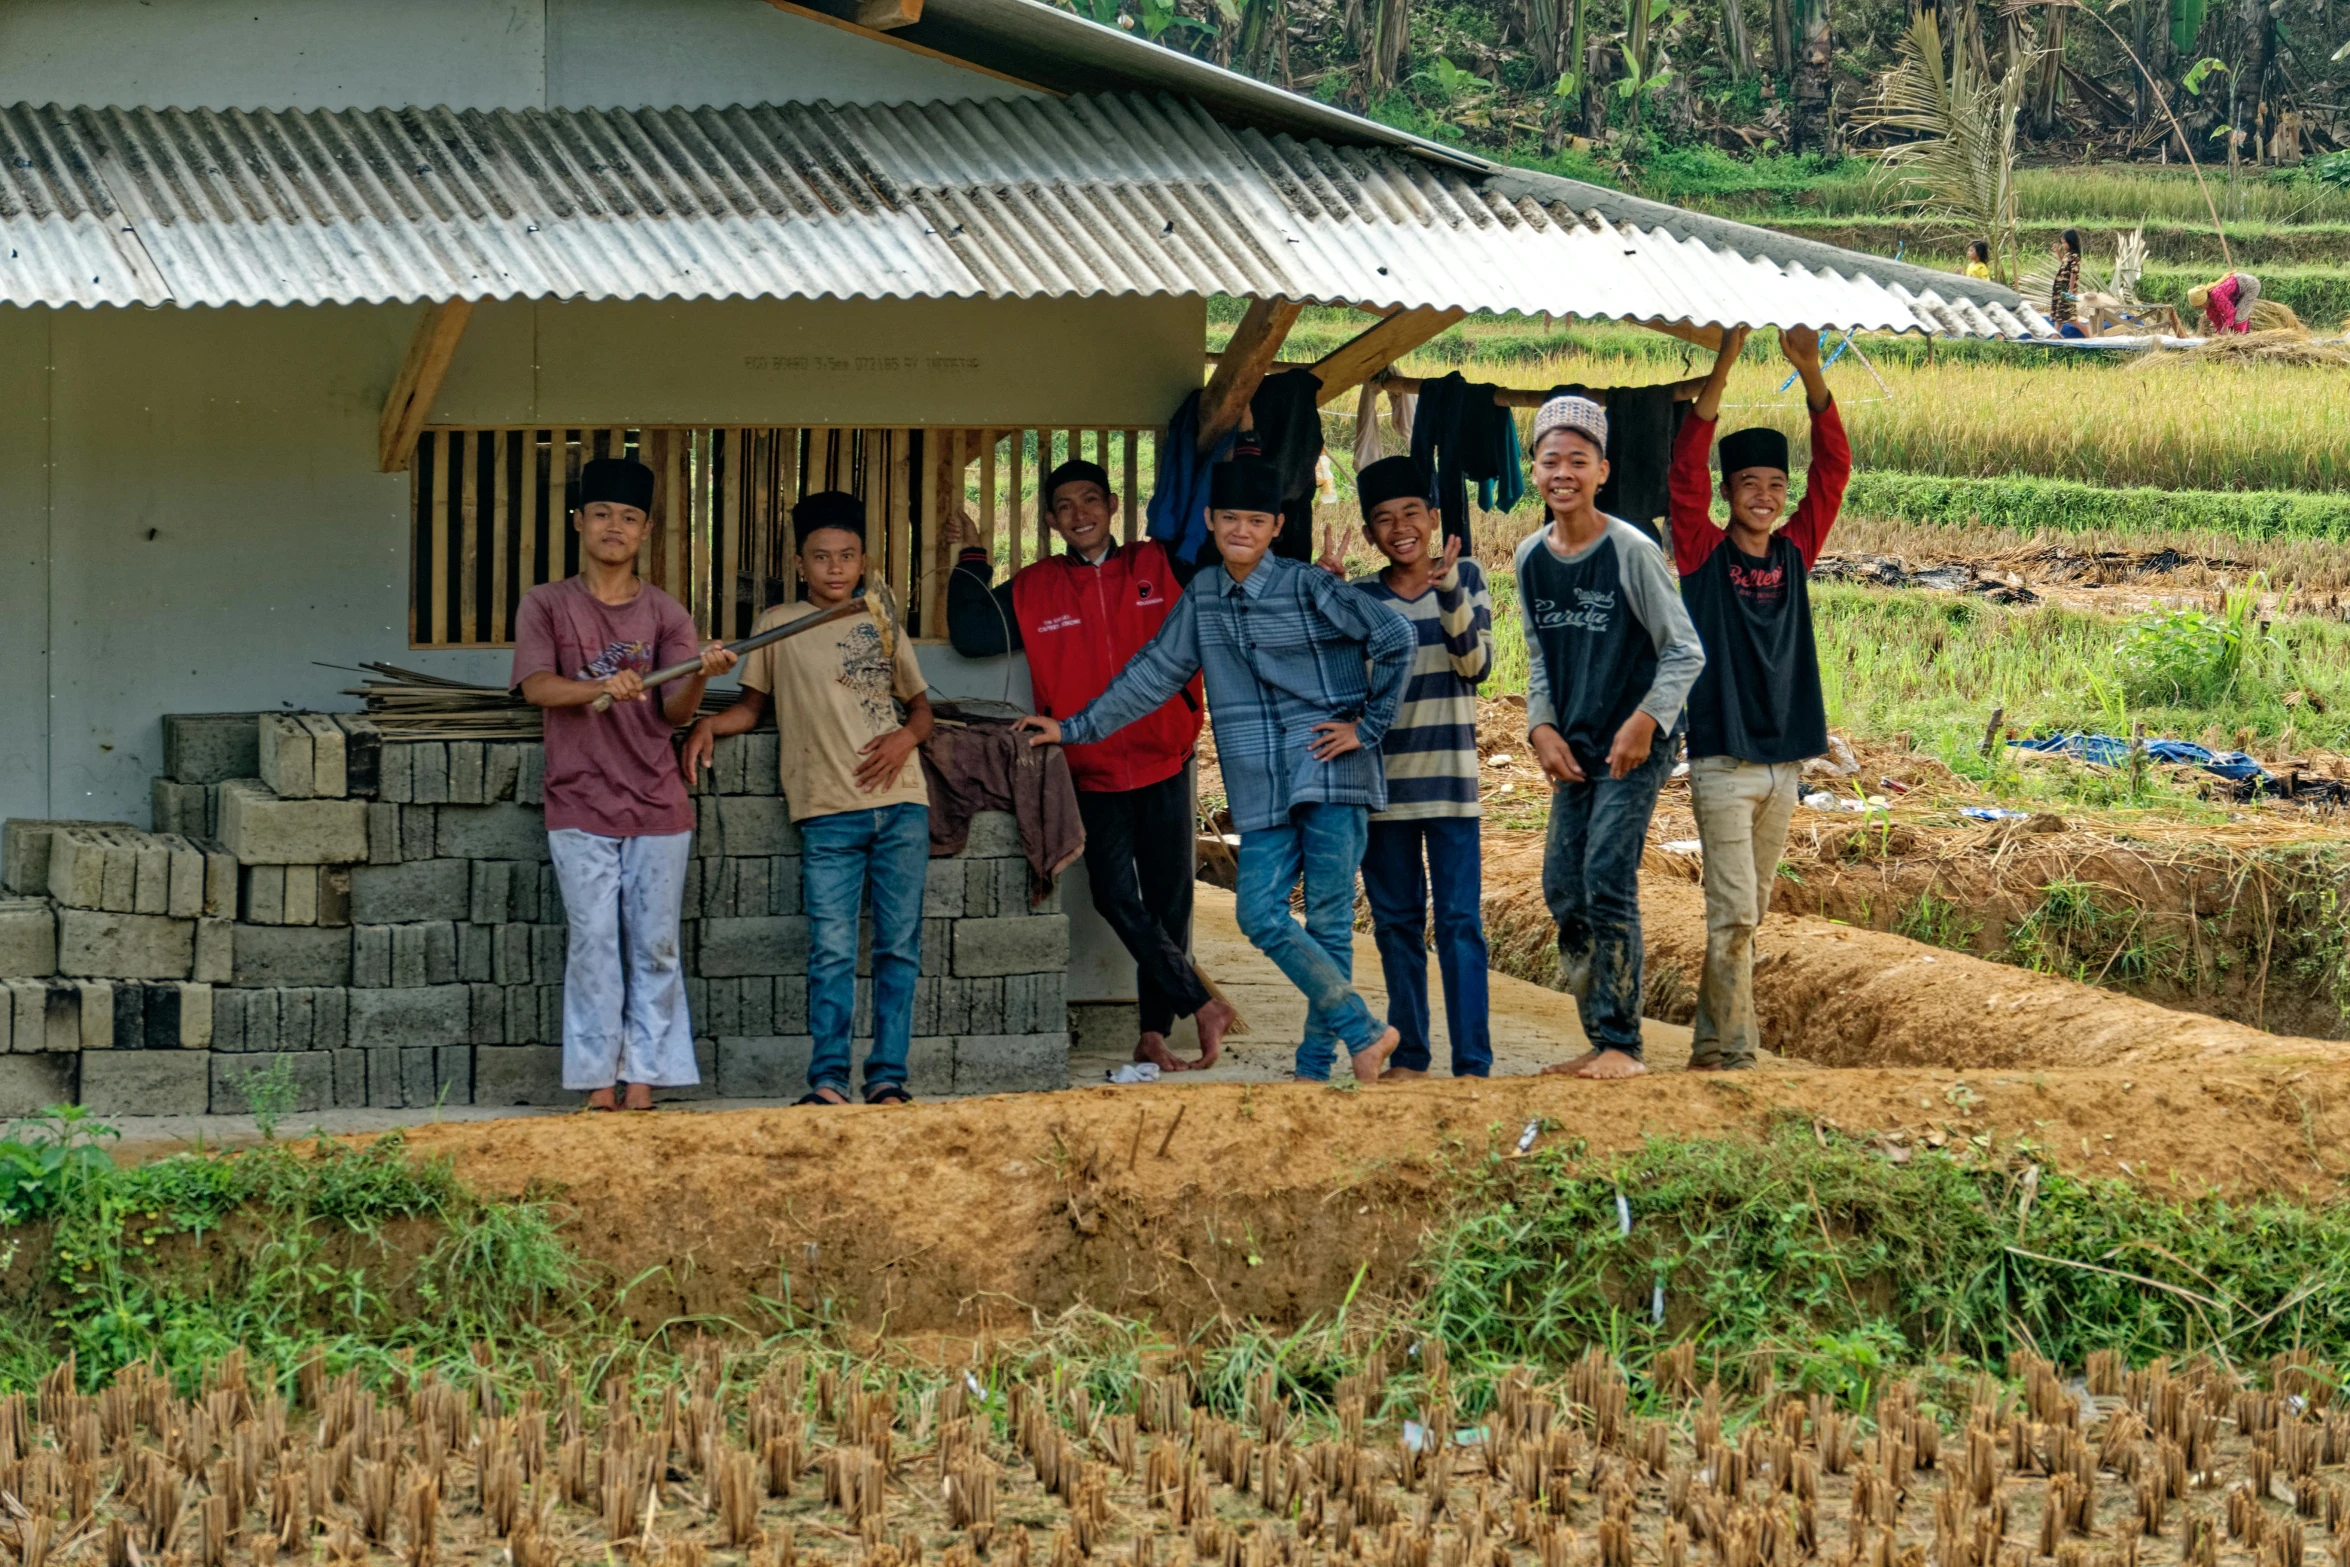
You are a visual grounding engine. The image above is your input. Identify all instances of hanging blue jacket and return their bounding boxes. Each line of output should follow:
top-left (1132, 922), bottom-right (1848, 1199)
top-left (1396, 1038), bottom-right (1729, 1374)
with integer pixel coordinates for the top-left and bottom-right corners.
top-left (1145, 389), bottom-right (1235, 568)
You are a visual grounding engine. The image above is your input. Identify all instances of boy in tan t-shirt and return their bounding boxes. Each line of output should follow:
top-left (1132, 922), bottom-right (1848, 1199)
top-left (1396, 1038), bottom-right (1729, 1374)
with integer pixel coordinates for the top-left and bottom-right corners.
top-left (684, 490), bottom-right (934, 1105)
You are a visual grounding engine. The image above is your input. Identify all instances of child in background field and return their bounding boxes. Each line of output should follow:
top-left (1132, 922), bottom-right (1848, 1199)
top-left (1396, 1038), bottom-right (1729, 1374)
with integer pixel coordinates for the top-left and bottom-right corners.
top-left (1963, 240), bottom-right (1993, 281)
top-left (1018, 457), bottom-right (1415, 1084)
top-left (1669, 325), bottom-right (1847, 1071)
top-left (2052, 229), bottom-right (2085, 335)
top-left (685, 491), bottom-right (935, 1107)
top-left (1348, 456), bottom-right (1495, 1080)
top-left (513, 456), bottom-right (737, 1112)
top-left (1515, 397), bottom-right (1706, 1081)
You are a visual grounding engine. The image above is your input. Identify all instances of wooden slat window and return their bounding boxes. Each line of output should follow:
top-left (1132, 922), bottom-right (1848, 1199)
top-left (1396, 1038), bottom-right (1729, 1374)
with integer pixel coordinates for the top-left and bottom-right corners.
top-left (411, 425), bottom-right (1161, 649)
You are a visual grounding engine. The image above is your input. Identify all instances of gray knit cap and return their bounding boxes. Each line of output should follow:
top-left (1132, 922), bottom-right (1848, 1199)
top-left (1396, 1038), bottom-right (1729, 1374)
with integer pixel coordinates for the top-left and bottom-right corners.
top-left (1531, 395), bottom-right (1609, 453)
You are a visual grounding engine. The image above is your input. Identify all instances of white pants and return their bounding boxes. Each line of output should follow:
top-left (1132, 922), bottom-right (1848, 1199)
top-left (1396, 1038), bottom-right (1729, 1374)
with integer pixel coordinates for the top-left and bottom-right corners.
top-left (1687, 757), bottom-right (1802, 1067)
top-left (547, 828), bottom-right (699, 1091)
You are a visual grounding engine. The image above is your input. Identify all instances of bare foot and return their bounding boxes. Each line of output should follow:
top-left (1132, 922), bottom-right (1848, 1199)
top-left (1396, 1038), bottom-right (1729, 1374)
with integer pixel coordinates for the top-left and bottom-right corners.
top-left (1191, 997), bottom-right (1237, 1069)
top-left (1573, 1049), bottom-right (1647, 1079)
top-left (585, 1087), bottom-right (619, 1112)
top-left (1134, 1033), bottom-right (1188, 1072)
top-left (1540, 1050), bottom-right (1602, 1078)
top-left (1348, 1027), bottom-right (1401, 1084)
top-left (1380, 1066), bottom-right (1429, 1081)
top-left (622, 1082), bottom-right (656, 1111)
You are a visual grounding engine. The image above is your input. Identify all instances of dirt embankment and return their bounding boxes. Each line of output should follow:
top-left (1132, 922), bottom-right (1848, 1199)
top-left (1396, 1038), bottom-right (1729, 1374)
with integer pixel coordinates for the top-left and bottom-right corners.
top-left (1476, 830), bottom-right (2349, 1072)
top-left (410, 1053), bottom-right (2350, 1341)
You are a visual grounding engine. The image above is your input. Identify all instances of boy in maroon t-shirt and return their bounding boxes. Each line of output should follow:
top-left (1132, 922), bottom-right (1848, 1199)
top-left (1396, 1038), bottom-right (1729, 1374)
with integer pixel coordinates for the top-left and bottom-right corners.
top-left (512, 457), bottom-right (735, 1111)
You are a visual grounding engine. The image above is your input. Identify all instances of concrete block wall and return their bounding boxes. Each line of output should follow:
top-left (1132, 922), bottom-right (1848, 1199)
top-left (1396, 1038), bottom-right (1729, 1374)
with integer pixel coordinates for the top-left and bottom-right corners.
top-left (0, 713), bottom-right (1072, 1115)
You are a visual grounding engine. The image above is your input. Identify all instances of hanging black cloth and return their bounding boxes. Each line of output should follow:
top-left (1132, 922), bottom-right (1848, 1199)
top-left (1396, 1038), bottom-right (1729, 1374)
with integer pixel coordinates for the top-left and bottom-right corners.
top-left (1550, 381), bottom-right (1687, 545)
top-left (1234, 368), bottom-right (1325, 561)
top-left (1408, 372), bottom-right (1523, 550)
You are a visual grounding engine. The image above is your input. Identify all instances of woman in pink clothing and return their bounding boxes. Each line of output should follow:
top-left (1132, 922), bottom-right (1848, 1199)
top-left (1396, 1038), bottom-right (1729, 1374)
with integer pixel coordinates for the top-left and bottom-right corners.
top-left (2188, 272), bottom-right (2262, 334)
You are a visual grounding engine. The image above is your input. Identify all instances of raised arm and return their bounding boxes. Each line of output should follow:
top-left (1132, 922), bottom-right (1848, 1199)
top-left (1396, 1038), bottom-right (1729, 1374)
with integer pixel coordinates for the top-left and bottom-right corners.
top-left (1435, 546), bottom-right (1493, 684)
top-left (1783, 396), bottom-right (1850, 570)
top-left (1670, 328), bottom-right (1747, 575)
top-left (1057, 591), bottom-right (1204, 746)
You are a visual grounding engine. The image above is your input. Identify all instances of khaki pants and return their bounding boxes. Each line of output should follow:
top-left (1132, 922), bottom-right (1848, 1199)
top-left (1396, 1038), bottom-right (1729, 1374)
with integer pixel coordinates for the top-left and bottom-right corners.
top-left (1687, 756), bottom-right (1802, 1068)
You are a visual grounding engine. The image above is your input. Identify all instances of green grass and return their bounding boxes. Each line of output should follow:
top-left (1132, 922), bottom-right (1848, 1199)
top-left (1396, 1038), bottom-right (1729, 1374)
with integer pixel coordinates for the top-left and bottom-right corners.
top-left (1843, 470), bottom-right (2350, 539)
top-left (0, 1110), bottom-right (587, 1390)
top-left (1685, 162), bottom-right (2350, 226)
top-left (1754, 215), bottom-right (2350, 270)
top-left (1421, 1122), bottom-right (2350, 1390)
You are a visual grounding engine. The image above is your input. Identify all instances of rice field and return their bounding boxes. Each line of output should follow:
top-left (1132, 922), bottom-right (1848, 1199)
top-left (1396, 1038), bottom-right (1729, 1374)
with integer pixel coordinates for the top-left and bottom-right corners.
top-left (1702, 163), bottom-right (2350, 226)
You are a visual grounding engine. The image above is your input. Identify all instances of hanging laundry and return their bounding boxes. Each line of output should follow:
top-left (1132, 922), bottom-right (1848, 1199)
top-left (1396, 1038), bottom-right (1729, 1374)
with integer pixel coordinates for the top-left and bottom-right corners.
top-left (1549, 379), bottom-right (1694, 545)
top-left (1239, 368), bottom-right (1325, 562)
top-left (1409, 372), bottom-right (1524, 548)
top-left (1144, 388), bottom-right (1234, 568)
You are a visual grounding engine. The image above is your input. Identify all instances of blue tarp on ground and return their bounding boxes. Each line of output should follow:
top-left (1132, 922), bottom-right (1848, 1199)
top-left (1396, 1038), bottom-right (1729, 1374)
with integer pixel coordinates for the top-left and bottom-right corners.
top-left (2010, 732), bottom-right (2271, 789)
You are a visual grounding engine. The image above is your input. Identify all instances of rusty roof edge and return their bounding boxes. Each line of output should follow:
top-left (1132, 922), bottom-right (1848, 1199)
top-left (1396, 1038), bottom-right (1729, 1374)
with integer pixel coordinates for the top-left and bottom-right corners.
top-left (1484, 163), bottom-right (2029, 316)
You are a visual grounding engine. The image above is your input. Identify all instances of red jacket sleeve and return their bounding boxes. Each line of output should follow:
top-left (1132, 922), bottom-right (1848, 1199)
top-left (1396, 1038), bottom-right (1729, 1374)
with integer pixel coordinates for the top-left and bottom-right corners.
top-left (1668, 410), bottom-right (1725, 576)
top-left (1782, 398), bottom-right (1850, 571)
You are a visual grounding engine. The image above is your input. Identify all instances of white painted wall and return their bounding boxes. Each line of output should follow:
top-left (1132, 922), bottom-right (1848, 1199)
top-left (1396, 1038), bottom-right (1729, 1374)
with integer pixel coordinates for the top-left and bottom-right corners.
top-left (0, 0), bottom-right (1030, 112)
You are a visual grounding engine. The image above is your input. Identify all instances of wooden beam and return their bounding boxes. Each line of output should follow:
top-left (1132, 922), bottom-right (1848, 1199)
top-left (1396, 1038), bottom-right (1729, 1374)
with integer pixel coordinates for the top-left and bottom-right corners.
top-left (379, 300), bottom-right (474, 473)
top-left (1197, 297), bottom-right (1303, 455)
top-left (855, 0), bottom-right (922, 27)
top-left (1309, 307), bottom-right (1467, 405)
top-left (754, 0), bottom-right (1048, 90)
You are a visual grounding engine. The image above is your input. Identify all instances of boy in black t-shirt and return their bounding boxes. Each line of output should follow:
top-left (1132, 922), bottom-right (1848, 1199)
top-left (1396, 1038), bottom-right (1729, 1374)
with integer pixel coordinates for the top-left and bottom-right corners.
top-left (1515, 396), bottom-right (1706, 1080)
top-left (1666, 325), bottom-right (1850, 1069)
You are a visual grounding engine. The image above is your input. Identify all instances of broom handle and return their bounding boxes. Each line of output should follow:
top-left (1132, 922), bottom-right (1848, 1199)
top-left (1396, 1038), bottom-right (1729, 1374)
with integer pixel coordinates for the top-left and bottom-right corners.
top-left (589, 598), bottom-right (866, 714)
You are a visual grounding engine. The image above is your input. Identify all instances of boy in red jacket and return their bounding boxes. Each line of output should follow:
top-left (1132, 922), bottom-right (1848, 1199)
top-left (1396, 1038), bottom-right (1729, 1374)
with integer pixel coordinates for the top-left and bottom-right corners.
top-left (1667, 325), bottom-right (1849, 1070)
top-left (948, 460), bottom-right (1237, 1072)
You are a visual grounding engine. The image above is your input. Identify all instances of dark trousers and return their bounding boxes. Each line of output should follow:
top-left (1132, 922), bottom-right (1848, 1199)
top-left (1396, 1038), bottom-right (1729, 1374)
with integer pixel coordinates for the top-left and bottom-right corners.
top-left (1542, 729), bottom-right (1679, 1056)
top-left (1077, 772), bottom-right (1211, 1035)
top-left (1361, 816), bottom-right (1492, 1076)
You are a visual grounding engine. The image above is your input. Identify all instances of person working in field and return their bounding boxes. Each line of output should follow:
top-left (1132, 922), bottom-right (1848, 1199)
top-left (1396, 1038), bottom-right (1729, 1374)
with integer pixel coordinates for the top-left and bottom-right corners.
top-left (513, 456), bottom-right (736, 1112)
top-left (2188, 271), bottom-right (2262, 335)
top-left (1348, 456), bottom-right (1496, 1080)
top-left (1017, 457), bottom-right (1415, 1085)
top-left (685, 491), bottom-right (935, 1107)
top-left (1515, 398), bottom-right (1706, 1082)
top-left (1668, 325), bottom-right (1847, 1071)
top-left (945, 461), bottom-right (1237, 1074)
top-left (2051, 229), bottom-right (2085, 336)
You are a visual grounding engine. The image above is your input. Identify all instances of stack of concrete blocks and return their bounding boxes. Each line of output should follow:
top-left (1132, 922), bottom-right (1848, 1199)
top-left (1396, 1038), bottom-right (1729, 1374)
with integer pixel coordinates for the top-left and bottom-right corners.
top-left (0, 710), bottom-right (1072, 1116)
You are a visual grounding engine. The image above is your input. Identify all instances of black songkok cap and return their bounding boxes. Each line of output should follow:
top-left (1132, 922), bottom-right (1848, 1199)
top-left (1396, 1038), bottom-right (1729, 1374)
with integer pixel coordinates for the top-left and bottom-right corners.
top-left (1717, 426), bottom-right (1791, 477)
top-left (1355, 455), bottom-right (1432, 522)
top-left (1208, 457), bottom-right (1284, 517)
top-left (1045, 459), bottom-right (1112, 504)
top-left (792, 489), bottom-right (867, 543)
top-left (577, 457), bottom-right (655, 514)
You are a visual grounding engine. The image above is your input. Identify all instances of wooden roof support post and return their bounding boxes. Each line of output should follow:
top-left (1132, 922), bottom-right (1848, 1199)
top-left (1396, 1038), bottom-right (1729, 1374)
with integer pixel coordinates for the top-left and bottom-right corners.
top-left (1197, 296), bottom-right (1304, 455)
top-left (1310, 306), bottom-right (1467, 405)
top-left (854, 0), bottom-right (923, 25)
top-left (1638, 317), bottom-right (1727, 352)
top-left (379, 299), bottom-right (475, 473)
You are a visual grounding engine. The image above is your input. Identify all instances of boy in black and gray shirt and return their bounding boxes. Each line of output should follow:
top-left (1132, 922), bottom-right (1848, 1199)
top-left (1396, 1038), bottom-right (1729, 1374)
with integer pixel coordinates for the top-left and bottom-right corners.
top-left (1515, 395), bottom-right (1706, 1079)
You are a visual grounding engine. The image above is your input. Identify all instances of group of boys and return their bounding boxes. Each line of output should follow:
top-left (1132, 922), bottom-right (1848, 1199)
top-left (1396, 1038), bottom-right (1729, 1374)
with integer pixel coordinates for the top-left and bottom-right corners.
top-left (513, 323), bottom-right (1847, 1105)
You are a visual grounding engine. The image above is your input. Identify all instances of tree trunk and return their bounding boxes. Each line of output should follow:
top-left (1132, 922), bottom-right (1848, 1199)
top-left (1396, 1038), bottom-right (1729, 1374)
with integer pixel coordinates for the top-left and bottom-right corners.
top-left (2244, 0), bottom-right (2274, 158)
top-left (2132, 0), bottom-right (2150, 123)
top-left (1369, 0), bottom-right (1411, 91)
top-left (1626, 0), bottom-right (1650, 130)
top-left (1720, 0), bottom-right (1754, 81)
top-left (2030, 3), bottom-right (2067, 134)
top-left (1771, 0), bottom-right (1794, 77)
top-left (1791, 0), bottom-right (1834, 150)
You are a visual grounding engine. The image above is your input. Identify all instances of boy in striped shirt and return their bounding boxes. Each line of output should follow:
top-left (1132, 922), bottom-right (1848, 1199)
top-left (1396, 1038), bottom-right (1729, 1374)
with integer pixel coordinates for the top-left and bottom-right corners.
top-left (1349, 456), bottom-right (1496, 1078)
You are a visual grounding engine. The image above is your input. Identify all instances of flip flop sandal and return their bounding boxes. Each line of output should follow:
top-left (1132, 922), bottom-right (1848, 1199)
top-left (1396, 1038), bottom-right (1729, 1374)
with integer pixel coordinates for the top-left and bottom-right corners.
top-left (794, 1090), bottom-right (847, 1107)
top-left (864, 1083), bottom-right (914, 1106)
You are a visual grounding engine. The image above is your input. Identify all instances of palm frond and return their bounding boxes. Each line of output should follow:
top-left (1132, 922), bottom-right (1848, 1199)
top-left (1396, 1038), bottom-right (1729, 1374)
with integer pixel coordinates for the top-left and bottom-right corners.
top-left (1857, 13), bottom-right (2033, 284)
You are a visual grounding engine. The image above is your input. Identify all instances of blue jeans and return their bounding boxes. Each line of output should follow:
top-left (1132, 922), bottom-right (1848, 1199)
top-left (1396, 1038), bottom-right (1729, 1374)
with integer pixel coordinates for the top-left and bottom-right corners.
top-left (1542, 728), bottom-right (1679, 1056)
top-left (799, 801), bottom-right (929, 1098)
top-left (547, 829), bottom-right (697, 1092)
top-left (1235, 803), bottom-right (1382, 1080)
top-left (1361, 817), bottom-right (1492, 1076)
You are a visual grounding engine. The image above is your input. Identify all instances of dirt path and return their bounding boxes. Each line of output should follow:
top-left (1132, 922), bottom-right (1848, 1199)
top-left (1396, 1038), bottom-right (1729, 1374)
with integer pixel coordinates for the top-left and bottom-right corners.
top-left (1476, 830), bottom-right (2349, 1071)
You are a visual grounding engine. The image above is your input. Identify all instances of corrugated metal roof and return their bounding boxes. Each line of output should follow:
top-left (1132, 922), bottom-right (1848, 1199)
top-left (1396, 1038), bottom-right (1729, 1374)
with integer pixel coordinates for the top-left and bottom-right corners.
top-left (0, 95), bottom-right (2046, 336)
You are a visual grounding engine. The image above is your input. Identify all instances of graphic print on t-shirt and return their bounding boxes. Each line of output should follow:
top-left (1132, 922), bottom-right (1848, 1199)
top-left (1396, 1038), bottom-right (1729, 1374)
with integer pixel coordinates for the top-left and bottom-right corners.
top-left (1530, 585), bottom-right (1617, 635)
top-left (1728, 554), bottom-right (1788, 608)
top-left (577, 638), bottom-right (656, 681)
top-left (834, 622), bottom-right (901, 732)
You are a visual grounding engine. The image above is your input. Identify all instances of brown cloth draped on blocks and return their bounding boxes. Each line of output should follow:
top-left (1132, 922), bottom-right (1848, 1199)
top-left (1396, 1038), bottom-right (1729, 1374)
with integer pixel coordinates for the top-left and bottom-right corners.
top-left (918, 717), bottom-right (1087, 906)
